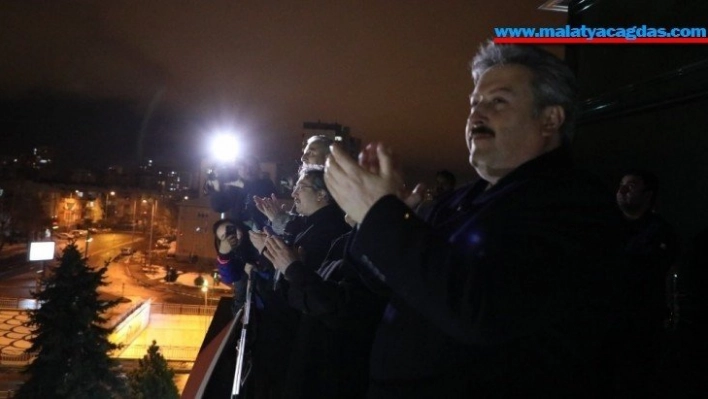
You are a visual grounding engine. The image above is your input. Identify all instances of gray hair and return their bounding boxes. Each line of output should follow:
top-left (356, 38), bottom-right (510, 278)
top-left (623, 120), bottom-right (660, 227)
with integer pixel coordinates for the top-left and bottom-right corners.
top-left (298, 165), bottom-right (332, 203)
top-left (471, 42), bottom-right (578, 138)
top-left (306, 135), bottom-right (334, 148)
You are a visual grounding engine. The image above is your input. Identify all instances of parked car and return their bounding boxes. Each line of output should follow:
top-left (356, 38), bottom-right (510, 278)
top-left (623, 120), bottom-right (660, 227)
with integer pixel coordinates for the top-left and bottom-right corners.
top-left (54, 232), bottom-right (73, 240)
top-left (69, 229), bottom-right (88, 238)
top-left (155, 237), bottom-right (173, 248)
top-left (166, 241), bottom-right (177, 258)
top-left (120, 247), bottom-right (135, 255)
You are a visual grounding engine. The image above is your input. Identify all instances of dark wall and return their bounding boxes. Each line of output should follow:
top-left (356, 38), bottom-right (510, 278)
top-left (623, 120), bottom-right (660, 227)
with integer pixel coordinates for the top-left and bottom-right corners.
top-left (567, 0), bottom-right (708, 251)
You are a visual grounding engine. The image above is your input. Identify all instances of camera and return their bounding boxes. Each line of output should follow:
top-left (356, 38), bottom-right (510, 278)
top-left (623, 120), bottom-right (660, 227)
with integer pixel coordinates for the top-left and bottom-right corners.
top-left (225, 224), bottom-right (237, 236)
top-left (203, 164), bottom-right (242, 196)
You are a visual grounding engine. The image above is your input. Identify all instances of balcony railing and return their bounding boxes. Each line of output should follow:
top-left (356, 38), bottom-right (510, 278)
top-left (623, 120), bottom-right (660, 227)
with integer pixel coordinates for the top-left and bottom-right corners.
top-left (182, 296), bottom-right (240, 398)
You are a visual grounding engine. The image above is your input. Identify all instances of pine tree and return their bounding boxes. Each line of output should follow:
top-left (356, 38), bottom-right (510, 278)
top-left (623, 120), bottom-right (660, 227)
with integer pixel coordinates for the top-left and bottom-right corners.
top-left (128, 340), bottom-right (180, 399)
top-left (16, 243), bottom-right (128, 398)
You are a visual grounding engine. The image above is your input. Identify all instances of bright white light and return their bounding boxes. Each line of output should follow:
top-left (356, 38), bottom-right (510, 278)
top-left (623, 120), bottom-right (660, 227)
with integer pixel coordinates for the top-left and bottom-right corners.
top-left (29, 242), bottom-right (55, 261)
top-left (210, 133), bottom-right (240, 163)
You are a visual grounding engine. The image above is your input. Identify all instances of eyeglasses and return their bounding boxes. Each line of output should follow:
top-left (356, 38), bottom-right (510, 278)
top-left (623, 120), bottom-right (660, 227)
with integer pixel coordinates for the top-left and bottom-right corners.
top-left (293, 184), bottom-right (316, 192)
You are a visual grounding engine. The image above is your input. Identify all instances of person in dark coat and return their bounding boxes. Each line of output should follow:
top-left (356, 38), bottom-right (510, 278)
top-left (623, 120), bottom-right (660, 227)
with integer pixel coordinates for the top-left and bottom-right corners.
top-left (614, 169), bottom-right (678, 396)
top-left (264, 216), bottom-right (387, 399)
top-left (253, 135), bottom-right (335, 238)
top-left (616, 169), bottom-right (678, 317)
top-left (227, 166), bottom-right (348, 399)
top-left (325, 42), bottom-right (629, 397)
top-left (253, 166), bottom-right (351, 277)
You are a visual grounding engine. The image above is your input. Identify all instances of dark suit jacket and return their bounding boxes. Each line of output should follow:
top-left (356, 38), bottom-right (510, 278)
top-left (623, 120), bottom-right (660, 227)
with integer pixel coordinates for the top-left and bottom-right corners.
top-left (256, 203), bottom-right (352, 399)
top-left (349, 147), bottom-right (629, 397)
top-left (292, 203), bottom-right (351, 272)
top-left (283, 232), bottom-right (387, 399)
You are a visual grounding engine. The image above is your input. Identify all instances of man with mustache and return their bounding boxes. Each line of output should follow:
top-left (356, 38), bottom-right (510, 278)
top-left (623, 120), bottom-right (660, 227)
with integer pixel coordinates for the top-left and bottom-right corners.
top-left (325, 42), bottom-right (628, 397)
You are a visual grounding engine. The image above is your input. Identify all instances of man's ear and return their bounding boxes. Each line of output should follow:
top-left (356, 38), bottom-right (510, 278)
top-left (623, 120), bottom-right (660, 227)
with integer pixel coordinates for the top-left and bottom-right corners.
top-left (320, 191), bottom-right (331, 203)
top-left (540, 105), bottom-right (565, 136)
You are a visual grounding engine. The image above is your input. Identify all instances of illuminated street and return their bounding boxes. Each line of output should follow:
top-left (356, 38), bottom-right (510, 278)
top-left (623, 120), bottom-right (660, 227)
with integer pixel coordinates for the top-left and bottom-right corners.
top-left (0, 259), bottom-right (228, 394)
top-left (0, 232), bottom-right (230, 305)
top-left (0, 232), bottom-right (234, 394)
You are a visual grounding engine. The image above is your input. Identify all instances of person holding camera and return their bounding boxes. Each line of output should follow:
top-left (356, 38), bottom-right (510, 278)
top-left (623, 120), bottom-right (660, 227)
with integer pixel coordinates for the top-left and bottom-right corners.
top-left (213, 219), bottom-right (260, 310)
top-left (209, 155), bottom-right (277, 231)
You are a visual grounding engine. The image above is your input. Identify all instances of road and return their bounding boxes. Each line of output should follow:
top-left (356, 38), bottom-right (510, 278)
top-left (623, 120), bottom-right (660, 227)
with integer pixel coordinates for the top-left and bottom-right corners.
top-left (0, 233), bottom-right (223, 396)
top-left (0, 233), bottom-right (133, 297)
top-left (0, 233), bottom-right (209, 305)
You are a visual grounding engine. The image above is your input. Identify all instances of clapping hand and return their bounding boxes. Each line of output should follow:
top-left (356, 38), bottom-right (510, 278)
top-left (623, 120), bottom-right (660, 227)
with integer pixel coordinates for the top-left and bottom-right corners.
top-left (360, 142), bottom-right (425, 208)
top-left (249, 230), bottom-right (267, 253)
top-left (402, 183), bottom-right (426, 209)
top-left (324, 142), bottom-right (406, 224)
top-left (262, 234), bottom-right (300, 272)
top-left (254, 194), bottom-right (287, 222)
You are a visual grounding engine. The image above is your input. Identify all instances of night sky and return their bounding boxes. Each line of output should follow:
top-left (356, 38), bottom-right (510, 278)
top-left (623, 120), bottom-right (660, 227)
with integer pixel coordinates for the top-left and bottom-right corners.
top-left (0, 1), bottom-right (564, 184)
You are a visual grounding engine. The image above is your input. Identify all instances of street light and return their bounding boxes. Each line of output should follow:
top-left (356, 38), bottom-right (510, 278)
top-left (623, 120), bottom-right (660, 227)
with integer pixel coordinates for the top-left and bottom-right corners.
top-left (142, 199), bottom-right (158, 267)
top-left (130, 198), bottom-right (138, 250)
top-left (103, 191), bottom-right (115, 220)
top-left (201, 281), bottom-right (209, 318)
top-left (84, 233), bottom-right (93, 259)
